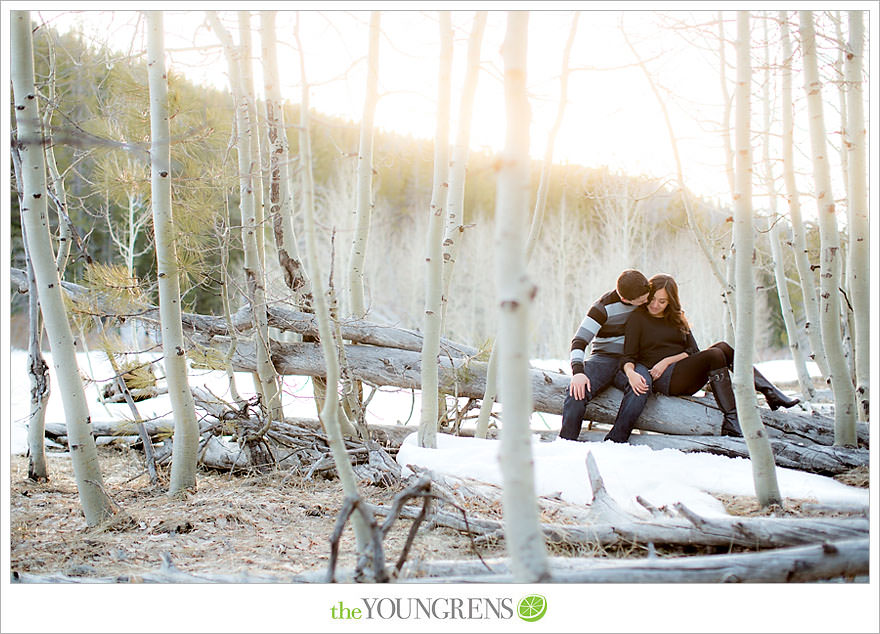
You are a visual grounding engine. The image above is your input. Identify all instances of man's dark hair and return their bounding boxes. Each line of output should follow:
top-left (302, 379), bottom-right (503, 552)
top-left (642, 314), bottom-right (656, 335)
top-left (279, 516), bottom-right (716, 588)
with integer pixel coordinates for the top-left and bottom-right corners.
top-left (616, 269), bottom-right (651, 301)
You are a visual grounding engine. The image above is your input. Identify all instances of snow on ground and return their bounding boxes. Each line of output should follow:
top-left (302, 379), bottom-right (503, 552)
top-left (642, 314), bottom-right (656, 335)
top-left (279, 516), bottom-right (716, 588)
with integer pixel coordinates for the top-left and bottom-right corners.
top-left (396, 433), bottom-right (867, 518)
top-left (7, 350), bottom-right (867, 517)
top-left (7, 349), bottom-right (421, 455)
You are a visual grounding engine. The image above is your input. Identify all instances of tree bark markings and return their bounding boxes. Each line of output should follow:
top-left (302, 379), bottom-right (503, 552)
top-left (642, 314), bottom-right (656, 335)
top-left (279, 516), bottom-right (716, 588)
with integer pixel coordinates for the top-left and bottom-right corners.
top-left (12, 9), bottom-right (115, 524)
top-left (799, 10), bottom-right (858, 446)
top-left (494, 11), bottom-right (550, 583)
top-left (733, 11), bottom-right (782, 506)
top-left (146, 11), bottom-right (201, 494)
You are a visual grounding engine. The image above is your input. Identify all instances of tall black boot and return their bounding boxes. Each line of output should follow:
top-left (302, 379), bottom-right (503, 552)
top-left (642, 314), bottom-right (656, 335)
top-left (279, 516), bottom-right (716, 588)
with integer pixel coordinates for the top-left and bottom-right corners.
top-left (753, 367), bottom-right (800, 410)
top-left (708, 368), bottom-right (742, 437)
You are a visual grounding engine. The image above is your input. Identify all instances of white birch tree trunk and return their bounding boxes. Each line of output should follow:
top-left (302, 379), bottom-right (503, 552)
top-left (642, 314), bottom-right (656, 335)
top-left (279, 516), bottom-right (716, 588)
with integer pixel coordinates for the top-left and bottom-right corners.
top-left (418, 12), bottom-right (452, 449)
top-left (779, 11), bottom-right (829, 378)
top-left (440, 11), bottom-right (487, 329)
top-left (20, 220), bottom-right (50, 481)
top-left (294, 15), bottom-right (370, 552)
top-left (799, 10), bottom-right (858, 446)
top-left (718, 11), bottom-right (737, 344)
top-left (834, 13), bottom-right (857, 390)
top-left (349, 11), bottom-right (381, 318)
top-left (207, 11), bottom-right (283, 422)
top-left (41, 38), bottom-right (71, 275)
top-left (733, 11), bottom-right (782, 507)
top-left (260, 10), bottom-right (313, 309)
top-left (146, 11), bottom-right (201, 494)
top-left (495, 11), bottom-right (549, 583)
top-left (770, 222), bottom-right (816, 402)
top-left (843, 10), bottom-right (869, 421)
top-left (761, 15), bottom-right (814, 402)
top-left (834, 13), bottom-right (851, 208)
top-left (12, 10), bottom-right (115, 523)
top-left (477, 12), bottom-right (577, 439)
top-left (12, 145), bottom-right (51, 482)
top-left (238, 11), bottom-right (266, 269)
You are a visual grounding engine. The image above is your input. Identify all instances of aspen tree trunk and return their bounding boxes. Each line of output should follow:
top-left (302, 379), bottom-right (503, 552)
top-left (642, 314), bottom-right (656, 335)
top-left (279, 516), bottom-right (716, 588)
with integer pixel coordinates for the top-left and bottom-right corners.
top-left (733, 11), bottom-right (782, 507)
top-left (718, 11), bottom-right (737, 344)
top-left (495, 11), bottom-right (549, 583)
top-left (440, 11), bottom-right (487, 328)
top-left (25, 37), bottom-right (71, 478)
top-left (770, 223), bottom-right (816, 401)
top-left (834, 13), bottom-right (857, 389)
top-left (799, 10), bottom-right (858, 446)
top-left (20, 221), bottom-right (50, 481)
top-left (145, 11), bottom-right (201, 494)
top-left (761, 15), bottom-right (814, 402)
top-left (843, 10), bottom-right (869, 421)
top-left (239, 10), bottom-right (280, 405)
top-left (779, 11), bottom-right (829, 378)
top-left (477, 12), bottom-right (576, 439)
top-left (12, 147), bottom-right (50, 481)
top-left (474, 345), bottom-right (499, 438)
top-left (238, 11), bottom-right (266, 268)
top-left (834, 13), bottom-right (850, 207)
top-left (417, 12), bottom-right (452, 449)
top-left (207, 11), bottom-right (283, 422)
top-left (41, 39), bottom-right (71, 274)
top-left (260, 10), bottom-right (313, 309)
top-left (294, 14), bottom-right (370, 553)
top-left (349, 11), bottom-right (381, 318)
top-left (12, 10), bottom-right (115, 523)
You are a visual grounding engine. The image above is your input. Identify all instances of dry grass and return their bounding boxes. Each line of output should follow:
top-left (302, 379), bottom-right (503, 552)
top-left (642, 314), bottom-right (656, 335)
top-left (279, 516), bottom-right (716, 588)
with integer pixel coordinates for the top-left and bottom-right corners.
top-left (9, 448), bottom-right (503, 580)
top-left (834, 465), bottom-right (870, 488)
top-left (11, 447), bottom-right (867, 581)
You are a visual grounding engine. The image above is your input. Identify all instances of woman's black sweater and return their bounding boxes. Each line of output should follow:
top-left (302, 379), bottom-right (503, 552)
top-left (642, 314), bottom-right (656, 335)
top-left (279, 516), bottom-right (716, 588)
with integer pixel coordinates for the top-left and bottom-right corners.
top-left (621, 308), bottom-right (699, 370)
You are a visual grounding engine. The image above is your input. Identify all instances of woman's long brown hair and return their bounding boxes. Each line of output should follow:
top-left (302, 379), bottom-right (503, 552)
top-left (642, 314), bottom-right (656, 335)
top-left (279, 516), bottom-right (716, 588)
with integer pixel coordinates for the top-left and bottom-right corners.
top-left (647, 274), bottom-right (690, 334)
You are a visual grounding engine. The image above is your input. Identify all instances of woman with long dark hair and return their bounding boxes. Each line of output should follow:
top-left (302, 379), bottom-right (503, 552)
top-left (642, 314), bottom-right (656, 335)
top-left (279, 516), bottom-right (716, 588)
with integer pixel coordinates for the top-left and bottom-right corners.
top-left (605, 274), bottom-right (800, 442)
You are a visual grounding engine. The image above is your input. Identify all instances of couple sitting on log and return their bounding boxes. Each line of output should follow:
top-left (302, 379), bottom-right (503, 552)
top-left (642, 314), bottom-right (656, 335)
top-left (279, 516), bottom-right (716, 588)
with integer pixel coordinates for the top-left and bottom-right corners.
top-left (558, 269), bottom-right (800, 443)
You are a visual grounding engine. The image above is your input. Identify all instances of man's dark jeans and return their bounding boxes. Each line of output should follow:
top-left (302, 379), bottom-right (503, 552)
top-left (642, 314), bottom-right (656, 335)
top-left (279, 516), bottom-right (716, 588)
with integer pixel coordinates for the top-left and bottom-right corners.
top-left (558, 355), bottom-right (653, 442)
top-left (559, 354), bottom-right (625, 440)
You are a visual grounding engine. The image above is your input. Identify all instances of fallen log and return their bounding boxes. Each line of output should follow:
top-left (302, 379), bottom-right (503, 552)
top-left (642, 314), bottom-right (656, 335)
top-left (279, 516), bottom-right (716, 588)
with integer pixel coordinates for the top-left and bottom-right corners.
top-left (572, 431), bottom-right (869, 477)
top-left (397, 458), bottom-right (869, 551)
top-left (372, 499), bottom-right (868, 551)
top-left (45, 420), bottom-right (175, 440)
top-left (100, 384), bottom-right (168, 403)
top-left (12, 539), bottom-right (868, 584)
top-left (212, 337), bottom-right (855, 449)
top-left (397, 539), bottom-right (869, 583)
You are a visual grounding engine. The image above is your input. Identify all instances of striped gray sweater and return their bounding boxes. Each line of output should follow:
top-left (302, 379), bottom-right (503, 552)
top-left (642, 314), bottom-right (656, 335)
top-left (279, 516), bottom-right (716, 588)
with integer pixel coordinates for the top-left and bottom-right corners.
top-left (569, 289), bottom-right (638, 375)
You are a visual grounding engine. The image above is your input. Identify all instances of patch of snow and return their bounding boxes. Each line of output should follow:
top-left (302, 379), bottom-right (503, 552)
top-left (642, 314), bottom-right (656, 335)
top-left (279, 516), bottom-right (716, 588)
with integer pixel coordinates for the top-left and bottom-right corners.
top-left (396, 432), bottom-right (868, 518)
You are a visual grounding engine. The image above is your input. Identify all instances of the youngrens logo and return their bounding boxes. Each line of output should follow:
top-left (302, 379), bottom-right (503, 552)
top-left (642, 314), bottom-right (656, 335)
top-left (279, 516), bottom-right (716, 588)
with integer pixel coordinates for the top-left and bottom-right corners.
top-left (329, 595), bottom-right (547, 621)
top-left (516, 595), bottom-right (547, 622)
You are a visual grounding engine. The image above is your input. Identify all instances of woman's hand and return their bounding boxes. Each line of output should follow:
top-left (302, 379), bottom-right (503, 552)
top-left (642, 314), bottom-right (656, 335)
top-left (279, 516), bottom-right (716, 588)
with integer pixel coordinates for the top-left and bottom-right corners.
top-left (626, 367), bottom-right (649, 395)
top-left (649, 359), bottom-right (670, 380)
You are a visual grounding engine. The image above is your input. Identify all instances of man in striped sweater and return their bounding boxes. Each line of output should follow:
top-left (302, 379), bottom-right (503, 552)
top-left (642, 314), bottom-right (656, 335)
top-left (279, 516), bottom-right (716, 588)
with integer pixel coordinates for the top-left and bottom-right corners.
top-left (558, 269), bottom-right (652, 441)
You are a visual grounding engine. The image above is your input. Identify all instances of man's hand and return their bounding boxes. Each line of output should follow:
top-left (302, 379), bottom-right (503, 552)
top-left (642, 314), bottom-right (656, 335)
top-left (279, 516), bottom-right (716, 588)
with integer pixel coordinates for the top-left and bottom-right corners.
top-left (569, 373), bottom-right (591, 400)
top-left (627, 369), bottom-right (649, 395)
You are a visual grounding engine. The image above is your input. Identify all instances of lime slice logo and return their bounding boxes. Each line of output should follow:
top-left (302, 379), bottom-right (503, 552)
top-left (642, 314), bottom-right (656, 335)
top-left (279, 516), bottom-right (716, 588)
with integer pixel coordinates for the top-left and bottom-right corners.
top-left (517, 594), bottom-right (547, 622)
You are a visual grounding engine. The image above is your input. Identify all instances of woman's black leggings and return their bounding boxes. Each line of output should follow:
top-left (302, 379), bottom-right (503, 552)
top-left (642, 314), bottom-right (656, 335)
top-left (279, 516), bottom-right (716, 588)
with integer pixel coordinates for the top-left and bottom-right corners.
top-left (668, 341), bottom-right (734, 396)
